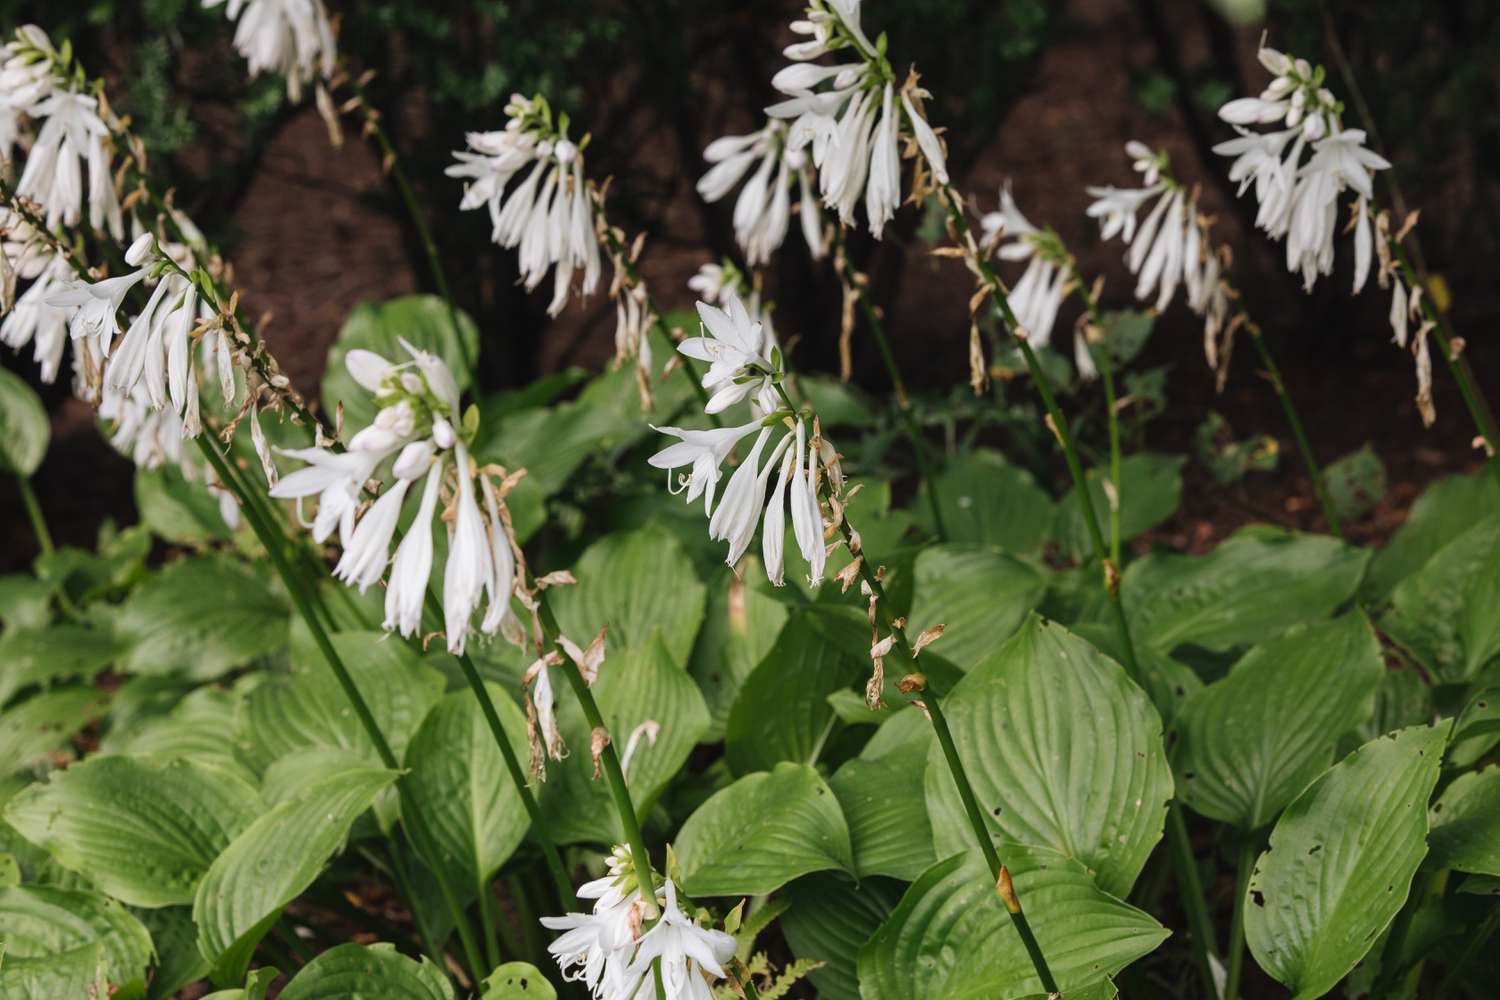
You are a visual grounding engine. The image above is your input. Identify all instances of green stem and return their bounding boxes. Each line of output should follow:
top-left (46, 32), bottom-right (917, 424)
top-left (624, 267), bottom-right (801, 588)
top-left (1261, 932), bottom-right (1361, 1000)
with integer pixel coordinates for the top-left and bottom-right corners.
top-left (1246, 331), bottom-right (1344, 540)
top-left (1225, 835), bottom-right (1256, 1000)
top-left (1069, 266), bottom-right (1123, 564)
top-left (833, 238), bottom-right (949, 541)
top-left (15, 475), bottom-right (54, 555)
top-left (478, 875), bottom-right (501, 972)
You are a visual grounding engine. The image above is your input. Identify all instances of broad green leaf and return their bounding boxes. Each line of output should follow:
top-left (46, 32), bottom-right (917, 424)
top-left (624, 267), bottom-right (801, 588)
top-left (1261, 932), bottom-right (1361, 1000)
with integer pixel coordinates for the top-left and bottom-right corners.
top-left (242, 630), bottom-right (446, 772)
top-left (539, 633), bottom-right (710, 845)
top-left (549, 525), bottom-right (707, 666)
top-left (4, 755), bottom-right (261, 907)
top-left (676, 761), bottom-right (853, 896)
top-left (105, 685), bottom-right (252, 781)
top-left (688, 563), bottom-right (790, 739)
top-left (279, 942), bottom-right (455, 1000)
top-left (1123, 527), bottom-right (1369, 653)
top-left (0, 621), bottom-right (120, 706)
top-left (912, 449), bottom-right (1055, 552)
top-left (0, 687), bottom-right (106, 777)
top-left (796, 374), bottom-right (875, 426)
top-left (36, 524), bottom-right (151, 604)
top-left (0, 884), bottom-right (153, 999)
top-left (725, 612), bottom-right (861, 775)
top-left (1324, 444), bottom-right (1387, 523)
top-left (1449, 687), bottom-right (1500, 771)
top-left (135, 464), bottom-right (235, 544)
top-left (1428, 766), bottom-right (1500, 877)
top-left (905, 544), bottom-right (1044, 671)
top-left (200, 966), bottom-right (277, 1000)
top-left (322, 295), bottom-right (478, 432)
top-left (138, 905), bottom-right (210, 1000)
top-left (194, 765), bottom-right (398, 985)
top-left (1071, 622), bottom-right (1203, 724)
top-left (1100, 309), bottom-right (1155, 364)
top-left (402, 685), bottom-right (531, 893)
top-left (1053, 453), bottom-right (1183, 559)
top-left (856, 847), bottom-right (1169, 1000)
top-left (1245, 722), bottom-right (1451, 999)
top-left (781, 874), bottom-right (902, 1000)
top-left (1381, 517), bottom-right (1500, 682)
top-left (480, 961), bottom-right (558, 1000)
top-left (1363, 463), bottom-right (1499, 601)
top-left (925, 616), bottom-right (1171, 896)
top-left (1173, 614), bottom-right (1384, 829)
top-left (829, 732), bottom-right (934, 880)
top-left (0, 365), bottom-right (49, 476)
top-left (0, 573), bottom-right (56, 629)
top-left (116, 554), bottom-right (289, 679)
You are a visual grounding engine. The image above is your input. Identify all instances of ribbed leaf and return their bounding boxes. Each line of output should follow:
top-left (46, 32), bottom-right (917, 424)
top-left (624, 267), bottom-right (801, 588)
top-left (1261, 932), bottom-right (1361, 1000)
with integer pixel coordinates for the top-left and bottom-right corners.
top-left (4, 754), bottom-right (261, 907)
top-left (1173, 614), bottom-right (1384, 828)
top-left (1362, 463), bottom-right (1499, 601)
top-left (1054, 452), bottom-right (1183, 559)
top-left (105, 685), bottom-right (253, 782)
top-left (688, 563), bottom-right (788, 739)
top-left (1429, 766), bottom-right (1500, 877)
top-left (781, 874), bottom-right (902, 1000)
top-left (138, 905), bottom-right (209, 1000)
top-left (1245, 722), bottom-right (1451, 999)
top-left (924, 616), bottom-right (1171, 895)
top-left (905, 545), bottom-right (1044, 672)
top-left (0, 687), bottom-right (106, 777)
top-left (0, 622), bottom-right (120, 706)
top-left (194, 765), bottom-right (398, 985)
top-left (857, 847), bottom-right (1169, 1000)
top-left (912, 449), bottom-right (1056, 552)
top-left (135, 464), bottom-right (234, 544)
top-left (1380, 516), bottom-right (1500, 682)
top-left (675, 761), bottom-right (852, 896)
top-left (0, 884), bottom-right (153, 999)
top-left (829, 732), bottom-right (934, 881)
top-left (278, 942), bottom-right (455, 1000)
top-left (0, 365), bottom-right (49, 476)
top-left (1123, 526), bottom-right (1369, 653)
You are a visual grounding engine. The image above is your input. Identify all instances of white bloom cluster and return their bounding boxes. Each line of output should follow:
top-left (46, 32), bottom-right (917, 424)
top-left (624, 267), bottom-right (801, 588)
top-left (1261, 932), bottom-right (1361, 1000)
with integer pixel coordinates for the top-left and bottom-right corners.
top-left (447, 94), bottom-right (602, 317)
top-left (541, 846), bottom-right (735, 1000)
top-left (687, 260), bottom-right (779, 350)
top-left (979, 186), bottom-right (1070, 353)
top-left (650, 296), bottom-right (833, 586)
top-left (765, 0), bottom-right (949, 238)
top-left (201, 0), bottom-right (336, 102)
top-left (268, 341), bottom-right (518, 653)
top-left (697, 120), bottom-right (825, 265)
top-left (1087, 143), bottom-right (1228, 367)
top-left (1214, 43), bottom-right (1390, 295)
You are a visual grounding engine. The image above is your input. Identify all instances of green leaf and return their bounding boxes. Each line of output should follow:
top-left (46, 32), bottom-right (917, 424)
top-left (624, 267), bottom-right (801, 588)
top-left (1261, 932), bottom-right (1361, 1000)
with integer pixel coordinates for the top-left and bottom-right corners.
top-left (726, 612), bottom-right (861, 775)
top-left (242, 630), bottom-right (446, 772)
top-left (1053, 453), bottom-right (1183, 559)
top-left (1099, 309), bottom-right (1154, 365)
top-left (480, 961), bottom-right (557, 1000)
top-left (1380, 516), bottom-right (1500, 682)
top-left (1449, 686), bottom-right (1500, 771)
top-left (116, 554), bottom-right (289, 679)
top-left (1324, 444), bottom-right (1387, 523)
top-left (912, 449), bottom-right (1055, 552)
top-left (0, 573), bottom-right (57, 629)
top-left (1245, 722), bottom-right (1452, 999)
top-left (687, 563), bottom-right (789, 740)
top-left (1428, 766), bottom-right (1500, 877)
top-left (1123, 526), bottom-right (1370, 653)
top-left (134, 464), bottom-right (235, 544)
top-left (796, 374), bottom-right (874, 426)
top-left (549, 525), bottom-right (707, 666)
top-left (1173, 614), bottom-right (1385, 829)
top-left (278, 942), bottom-right (455, 1000)
top-left (402, 686), bottom-right (531, 892)
top-left (905, 544), bottom-right (1044, 672)
top-left (925, 616), bottom-right (1171, 896)
top-left (676, 761), bottom-right (853, 896)
top-left (0, 687), bottom-right (106, 777)
top-left (105, 684), bottom-right (253, 781)
top-left (781, 874), bottom-right (902, 1000)
top-left (0, 884), bottom-right (153, 999)
top-left (829, 732), bottom-right (934, 881)
top-left (200, 966), bottom-right (278, 1000)
top-left (1363, 463), bottom-right (1500, 602)
top-left (1193, 411), bottom-right (1279, 486)
top-left (321, 295), bottom-right (478, 432)
top-left (4, 755), bottom-right (261, 907)
top-left (194, 765), bottom-right (398, 985)
top-left (856, 847), bottom-right (1169, 1000)
top-left (138, 905), bottom-right (210, 1000)
top-left (0, 365), bottom-right (50, 476)
top-left (0, 622), bottom-right (120, 706)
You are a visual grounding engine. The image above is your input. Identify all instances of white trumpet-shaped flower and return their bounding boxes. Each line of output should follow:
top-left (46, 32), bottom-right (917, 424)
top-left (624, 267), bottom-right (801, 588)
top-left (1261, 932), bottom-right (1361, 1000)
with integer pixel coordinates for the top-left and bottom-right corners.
top-left (979, 185), bottom-right (1070, 350)
top-left (698, 121), bottom-right (825, 265)
top-left (677, 294), bottom-right (781, 415)
top-left (14, 89), bottom-right (122, 240)
top-left (202, 0), bottom-right (336, 102)
top-left (648, 420), bottom-right (763, 514)
top-left (625, 879), bottom-right (737, 1000)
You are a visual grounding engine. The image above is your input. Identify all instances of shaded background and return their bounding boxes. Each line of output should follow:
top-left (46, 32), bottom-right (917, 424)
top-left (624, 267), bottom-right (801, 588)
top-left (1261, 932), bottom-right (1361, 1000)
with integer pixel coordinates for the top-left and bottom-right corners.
top-left (3, 0), bottom-right (1497, 568)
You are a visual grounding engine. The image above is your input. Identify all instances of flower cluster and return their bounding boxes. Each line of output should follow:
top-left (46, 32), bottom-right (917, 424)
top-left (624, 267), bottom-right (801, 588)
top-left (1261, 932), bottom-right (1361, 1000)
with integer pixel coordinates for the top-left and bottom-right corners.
top-left (1214, 43), bottom-right (1390, 295)
top-left (447, 94), bottom-right (602, 317)
top-left (650, 296), bottom-right (836, 587)
top-left (979, 186), bottom-right (1073, 356)
top-left (687, 260), bottom-right (779, 349)
top-left (765, 0), bottom-right (949, 237)
top-left (1087, 143), bottom-right (1229, 374)
top-left (541, 846), bottom-right (735, 1000)
top-left (201, 0), bottom-right (337, 102)
top-left (697, 119), bottom-right (825, 265)
top-left (269, 341), bottom-right (518, 653)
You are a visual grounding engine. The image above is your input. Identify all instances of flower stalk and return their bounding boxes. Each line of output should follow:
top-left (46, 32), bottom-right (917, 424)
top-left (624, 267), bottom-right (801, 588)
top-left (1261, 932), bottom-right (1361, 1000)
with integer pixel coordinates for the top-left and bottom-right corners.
top-left (15, 473), bottom-right (54, 555)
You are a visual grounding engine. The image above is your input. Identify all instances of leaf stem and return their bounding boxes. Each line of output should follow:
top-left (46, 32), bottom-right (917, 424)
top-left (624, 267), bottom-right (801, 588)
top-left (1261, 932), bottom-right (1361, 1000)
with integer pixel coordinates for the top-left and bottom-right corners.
top-left (1245, 330), bottom-right (1344, 539)
top-left (1224, 835), bottom-right (1256, 999)
top-left (15, 474), bottom-right (54, 555)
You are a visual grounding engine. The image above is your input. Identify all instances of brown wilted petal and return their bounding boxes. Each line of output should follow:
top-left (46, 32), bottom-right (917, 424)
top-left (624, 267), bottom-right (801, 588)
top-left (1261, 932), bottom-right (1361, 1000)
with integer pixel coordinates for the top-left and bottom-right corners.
top-left (590, 727), bottom-right (611, 780)
top-left (912, 624), bottom-right (945, 657)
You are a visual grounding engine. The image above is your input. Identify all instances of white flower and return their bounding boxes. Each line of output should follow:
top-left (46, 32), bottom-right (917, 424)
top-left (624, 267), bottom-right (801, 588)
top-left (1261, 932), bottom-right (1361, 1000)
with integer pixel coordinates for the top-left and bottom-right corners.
top-left (46, 263), bottom-right (149, 358)
top-left (385, 457), bottom-right (443, 637)
top-left (981, 186), bottom-right (1068, 348)
top-left (0, 26), bottom-right (59, 161)
top-left (707, 426), bottom-right (790, 567)
top-left (540, 846), bottom-right (652, 998)
top-left (761, 443), bottom-right (794, 586)
top-left (626, 879), bottom-right (735, 1000)
top-left (677, 295), bottom-right (780, 415)
top-left (900, 89), bottom-right (947, 185)
top-left (864, 84), bottom-right (900, 238)
top-left (2, 255), bottom-right (73, 383)
top-left (333, 476), bottom-right (410, 592)
top-left (699, 121), bottom-right (824, 264)
top-left (443, 441), bottom-right (493, 655)
top-left (203, 0), bottom-right (336, 102)
top-left (648, 420), bottom-right (763, 514)
top-left (788, 419), bottom-right (827, 585)
top-left (15, 89), bottom-right (122, 240)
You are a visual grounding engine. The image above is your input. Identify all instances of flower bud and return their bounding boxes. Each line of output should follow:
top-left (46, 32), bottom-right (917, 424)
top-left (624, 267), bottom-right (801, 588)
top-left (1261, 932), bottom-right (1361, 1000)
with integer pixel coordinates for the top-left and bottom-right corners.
top-left (432, 417), bottom-right (457, 449)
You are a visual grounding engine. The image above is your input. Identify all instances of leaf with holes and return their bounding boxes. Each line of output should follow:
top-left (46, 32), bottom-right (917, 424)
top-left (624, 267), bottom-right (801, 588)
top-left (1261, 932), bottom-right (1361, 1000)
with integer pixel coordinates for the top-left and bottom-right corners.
top-left (925, 616), bottom-right (1171, 896)
top-left (1428, 766), bottom-right (1500, 877)
top-left (1245, 722), bottom-right (1451, 999)
top-left (479, 961), bottom-right (557, 1000)
top-left (278, 942), bottom-right (455, 1000)
top-left (676, 761), bottom-right (852, 897)
top-left (1173, 614), bottom-right (1384, 829)
top-left (905, 544), bottom-right (1044, 672)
